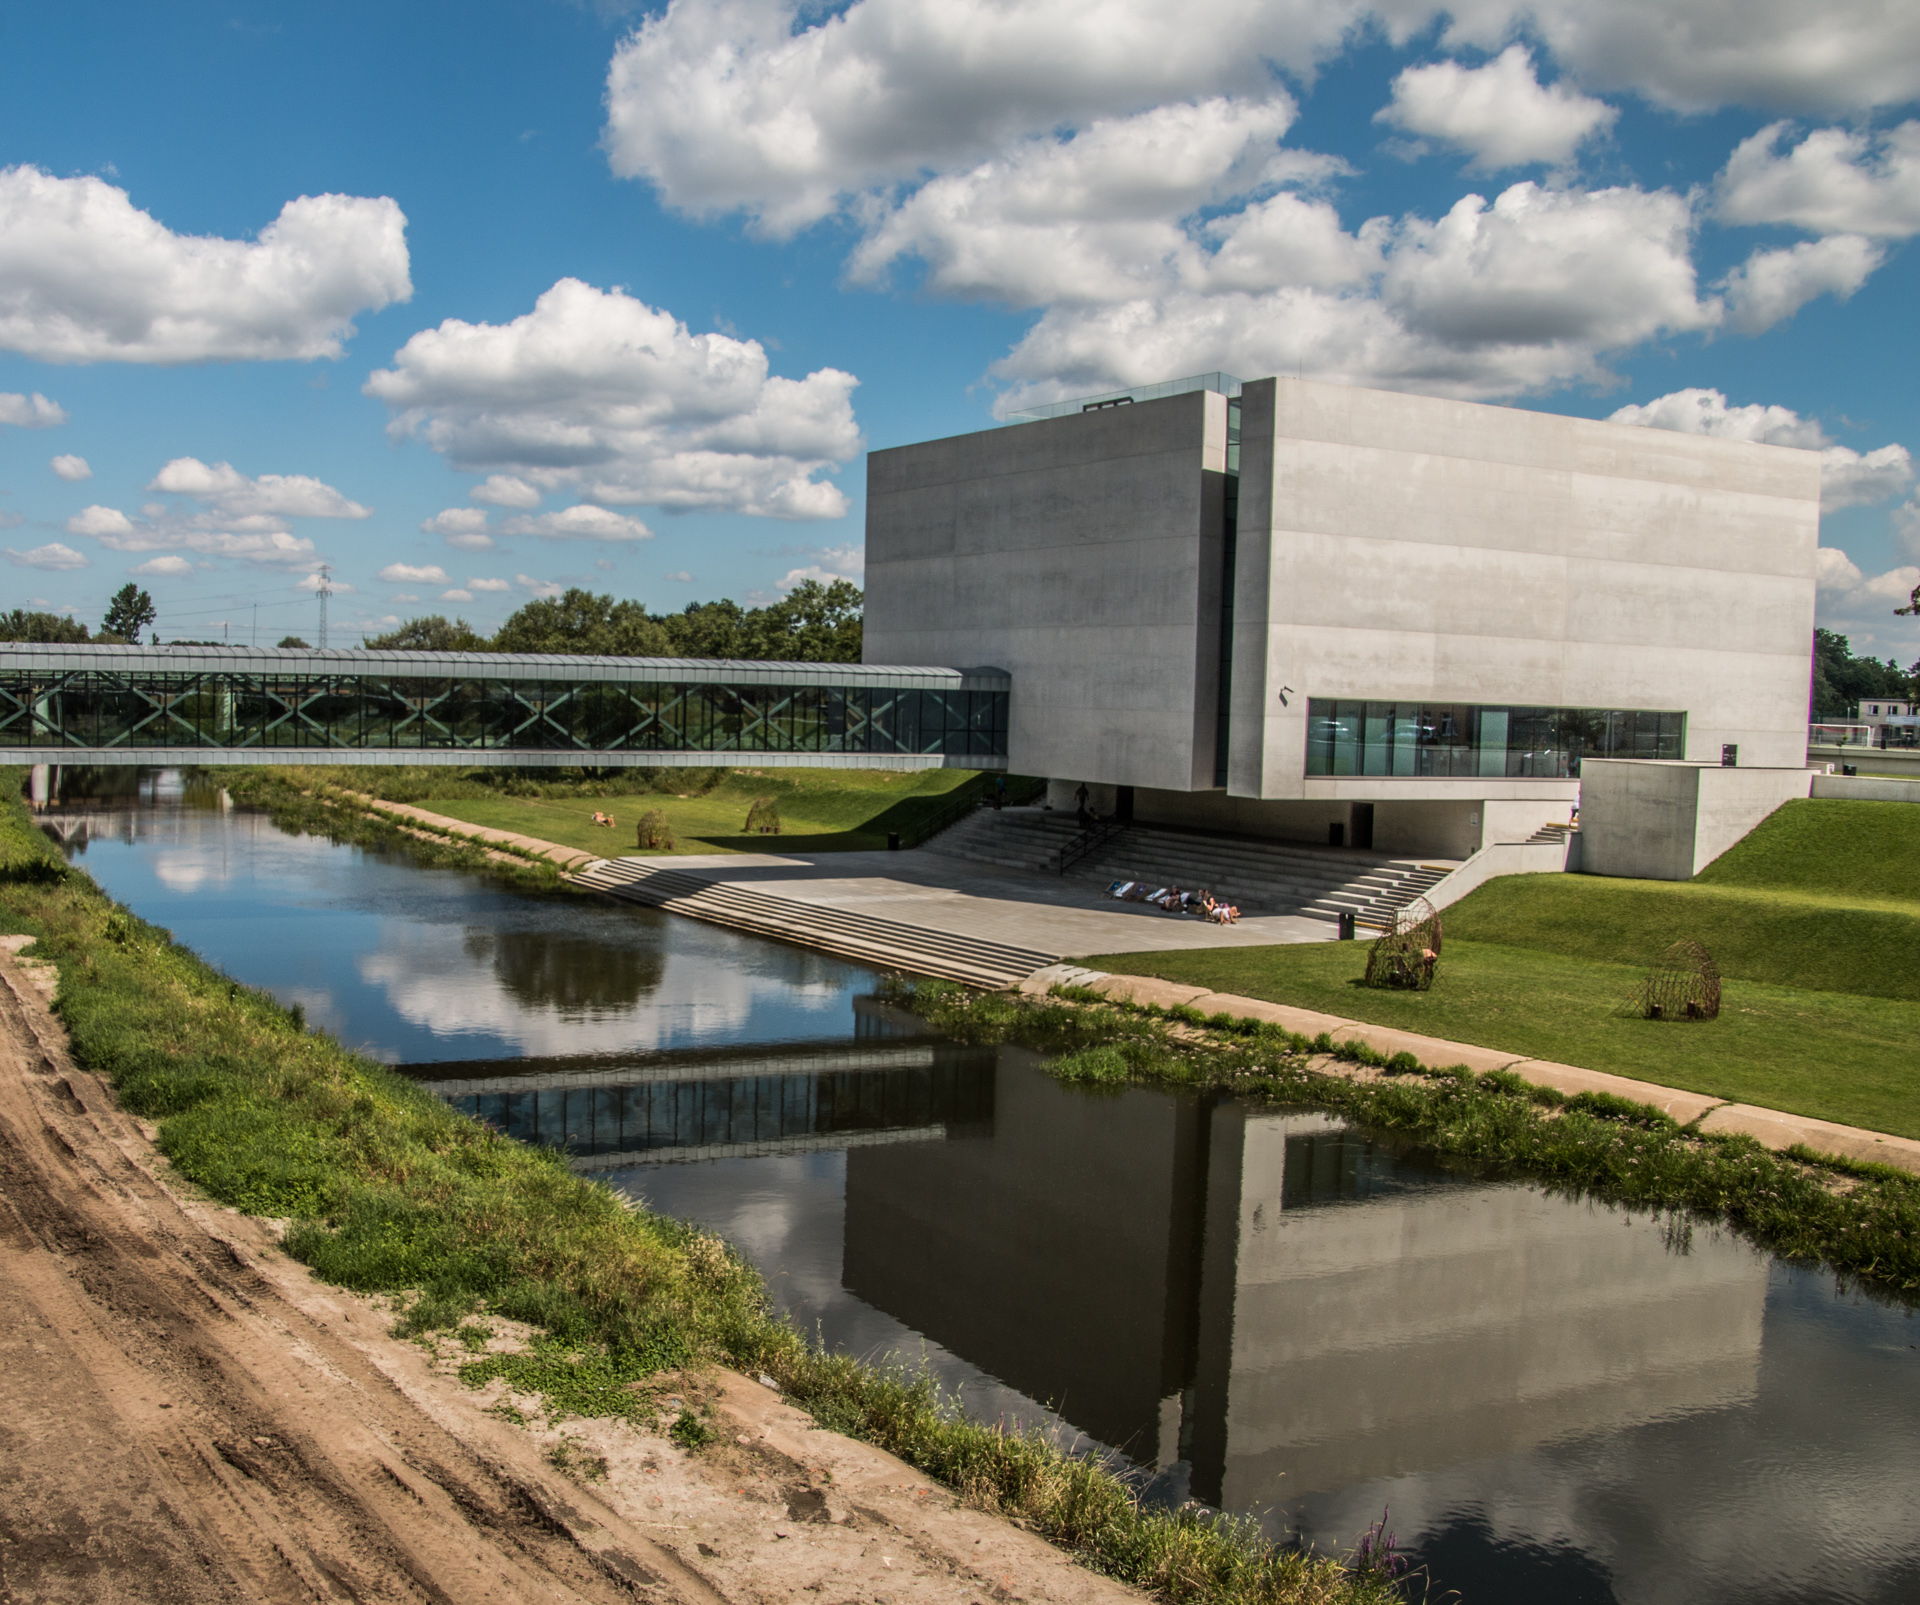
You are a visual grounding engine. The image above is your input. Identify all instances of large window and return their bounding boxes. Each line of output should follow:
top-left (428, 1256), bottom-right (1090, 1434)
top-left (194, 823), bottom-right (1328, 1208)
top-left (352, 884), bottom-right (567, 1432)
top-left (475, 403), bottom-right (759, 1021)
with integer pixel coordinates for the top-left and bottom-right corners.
top-left (1304, 698), bottom-right (1685, 779)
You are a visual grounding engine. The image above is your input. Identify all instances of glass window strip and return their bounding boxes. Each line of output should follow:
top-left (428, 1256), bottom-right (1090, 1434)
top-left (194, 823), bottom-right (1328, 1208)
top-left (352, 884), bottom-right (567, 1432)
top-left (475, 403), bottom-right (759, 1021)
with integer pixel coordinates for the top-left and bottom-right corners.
top-left (0, 670), bottom-right (1008, 760)
top-left (1304, 697), bottom-right (1685, 778)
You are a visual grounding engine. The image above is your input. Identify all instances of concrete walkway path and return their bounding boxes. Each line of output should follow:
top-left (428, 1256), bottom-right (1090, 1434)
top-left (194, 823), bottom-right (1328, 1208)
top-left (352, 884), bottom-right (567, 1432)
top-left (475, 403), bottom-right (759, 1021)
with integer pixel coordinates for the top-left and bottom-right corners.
top-left (1025, 964), bottom-right (1920, 1177)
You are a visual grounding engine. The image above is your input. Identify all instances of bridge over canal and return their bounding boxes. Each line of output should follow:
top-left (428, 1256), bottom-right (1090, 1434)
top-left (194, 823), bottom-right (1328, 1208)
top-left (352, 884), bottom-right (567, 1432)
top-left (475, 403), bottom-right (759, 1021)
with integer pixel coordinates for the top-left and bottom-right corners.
top-left (0, 643), bottom-right (1009, 770)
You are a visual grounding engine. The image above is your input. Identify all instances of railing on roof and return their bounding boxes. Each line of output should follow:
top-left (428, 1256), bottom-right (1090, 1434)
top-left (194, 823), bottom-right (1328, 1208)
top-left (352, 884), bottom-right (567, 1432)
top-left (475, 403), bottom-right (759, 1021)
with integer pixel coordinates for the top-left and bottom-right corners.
top-left (1000, 371), bottom-right (1243, 426)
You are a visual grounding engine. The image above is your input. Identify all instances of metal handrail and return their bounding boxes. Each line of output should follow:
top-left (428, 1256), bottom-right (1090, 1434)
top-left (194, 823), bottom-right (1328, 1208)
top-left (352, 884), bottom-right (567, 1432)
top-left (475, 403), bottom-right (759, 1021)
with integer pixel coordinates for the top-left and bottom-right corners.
top-left (1056, 817), bottom-right (1126, 874)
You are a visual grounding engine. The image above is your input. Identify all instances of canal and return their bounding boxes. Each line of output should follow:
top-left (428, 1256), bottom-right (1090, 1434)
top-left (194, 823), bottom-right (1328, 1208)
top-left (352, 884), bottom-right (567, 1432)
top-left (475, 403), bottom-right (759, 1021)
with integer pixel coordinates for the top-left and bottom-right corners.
top-left (40, 772), bottom-right (1920, 1605)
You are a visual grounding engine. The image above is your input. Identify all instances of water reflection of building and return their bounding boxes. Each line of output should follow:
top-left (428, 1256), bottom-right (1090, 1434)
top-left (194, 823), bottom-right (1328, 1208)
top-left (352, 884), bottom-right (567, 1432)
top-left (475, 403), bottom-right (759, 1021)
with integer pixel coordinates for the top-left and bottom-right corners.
top-left (841, 1052), bottom-right (1768, 1508)
top-left (414, 1034), bottom-right (994, 1168)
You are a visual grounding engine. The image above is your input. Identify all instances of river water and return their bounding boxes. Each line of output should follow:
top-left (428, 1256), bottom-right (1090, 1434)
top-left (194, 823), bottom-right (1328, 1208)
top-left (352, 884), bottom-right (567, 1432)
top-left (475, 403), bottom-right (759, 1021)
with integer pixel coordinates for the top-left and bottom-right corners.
top-left (40, 773), bottom-right (1920, 1605)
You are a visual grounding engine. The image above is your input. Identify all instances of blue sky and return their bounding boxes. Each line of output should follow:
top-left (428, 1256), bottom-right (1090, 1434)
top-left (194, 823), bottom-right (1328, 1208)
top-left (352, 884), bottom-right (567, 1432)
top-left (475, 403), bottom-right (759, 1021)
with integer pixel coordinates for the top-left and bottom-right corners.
top-left (2, 0), bottom-right (1917, 657)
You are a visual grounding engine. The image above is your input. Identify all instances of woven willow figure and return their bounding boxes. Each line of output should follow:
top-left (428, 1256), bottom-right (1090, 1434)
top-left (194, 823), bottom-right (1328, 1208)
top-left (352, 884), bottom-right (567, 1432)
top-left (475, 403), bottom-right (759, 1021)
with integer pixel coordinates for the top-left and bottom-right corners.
top-left (1364, 896), bottom-right (1443, 990)
top-left (635, 808), bottom-right (676, 851)
top-left (744, 797), bottom-right (782, 835)
top-left (1637, 940), bottom-right (1721, 1020)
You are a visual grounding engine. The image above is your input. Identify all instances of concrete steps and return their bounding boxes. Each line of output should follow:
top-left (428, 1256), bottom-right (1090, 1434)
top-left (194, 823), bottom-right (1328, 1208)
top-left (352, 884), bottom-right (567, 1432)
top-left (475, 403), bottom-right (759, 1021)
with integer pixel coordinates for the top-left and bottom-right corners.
top-left (570, 859), bottom-right (1058, 989)
top-left (931, 808), bottom-right (1456, 927)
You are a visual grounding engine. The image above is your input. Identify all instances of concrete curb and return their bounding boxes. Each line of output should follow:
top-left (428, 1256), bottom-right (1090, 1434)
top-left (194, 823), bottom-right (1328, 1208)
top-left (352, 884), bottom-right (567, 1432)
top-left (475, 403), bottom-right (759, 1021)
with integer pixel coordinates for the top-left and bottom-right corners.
top-left (338, 792), bottom-right (602, 871)
top-left (1020, 965), bottom-right (1920, 1176)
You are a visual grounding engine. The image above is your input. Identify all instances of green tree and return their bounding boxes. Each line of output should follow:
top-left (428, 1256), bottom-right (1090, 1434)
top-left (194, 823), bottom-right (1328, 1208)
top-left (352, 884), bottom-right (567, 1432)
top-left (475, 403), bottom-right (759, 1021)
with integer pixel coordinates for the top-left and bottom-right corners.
top-left (491, 590), bottom-right (670, 656)
top-left (0, 609), bottom-right (91, 643)
top-left (361, 616), bottom-right (490, 652)
top-left (1812, 627), bottom-right (1914, 717)
top-left (748, 579), bottom-right (864, 662)
top-left (658, 598), bottom-right (751, 658)
top-left (277, 634), bottom-right (311, 649)
top-left (101, 584), bottom-right (156, 645)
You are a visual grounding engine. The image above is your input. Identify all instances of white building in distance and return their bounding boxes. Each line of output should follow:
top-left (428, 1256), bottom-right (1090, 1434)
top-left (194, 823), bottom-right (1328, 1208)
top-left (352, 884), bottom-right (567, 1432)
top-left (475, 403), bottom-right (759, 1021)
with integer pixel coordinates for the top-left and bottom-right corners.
top-left (864, 374), bottom-right (1820, 860)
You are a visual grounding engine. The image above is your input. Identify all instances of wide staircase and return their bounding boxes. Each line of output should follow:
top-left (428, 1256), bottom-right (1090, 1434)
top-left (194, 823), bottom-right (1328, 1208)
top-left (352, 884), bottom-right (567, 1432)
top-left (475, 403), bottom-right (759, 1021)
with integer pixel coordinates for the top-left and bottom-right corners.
top-left (569, 859), bottom-right (1059, 989)
top-left (931, 807), bottom-right (1456, 928)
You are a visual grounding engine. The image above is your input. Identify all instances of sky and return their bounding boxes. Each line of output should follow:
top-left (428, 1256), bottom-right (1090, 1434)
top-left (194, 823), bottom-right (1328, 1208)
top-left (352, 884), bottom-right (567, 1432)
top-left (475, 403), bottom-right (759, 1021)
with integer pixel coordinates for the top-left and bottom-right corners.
top-left (1, 0), bottom-right (1917, 658)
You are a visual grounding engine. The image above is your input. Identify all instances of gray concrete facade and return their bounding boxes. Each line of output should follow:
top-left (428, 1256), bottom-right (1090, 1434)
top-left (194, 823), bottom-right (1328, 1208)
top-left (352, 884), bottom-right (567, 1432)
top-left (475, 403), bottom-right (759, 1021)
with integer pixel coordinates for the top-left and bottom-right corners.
top-left (865, 373), bottom-right (1821, 857)
top-left (865, 389), bottom-right (1230, 793)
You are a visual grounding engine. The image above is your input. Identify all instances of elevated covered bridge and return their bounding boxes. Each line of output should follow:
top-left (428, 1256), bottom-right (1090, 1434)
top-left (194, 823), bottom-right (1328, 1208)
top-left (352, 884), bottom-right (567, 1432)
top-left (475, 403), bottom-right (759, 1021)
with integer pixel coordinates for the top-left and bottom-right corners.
top-left (0, 643), bottom-right (1010, 769)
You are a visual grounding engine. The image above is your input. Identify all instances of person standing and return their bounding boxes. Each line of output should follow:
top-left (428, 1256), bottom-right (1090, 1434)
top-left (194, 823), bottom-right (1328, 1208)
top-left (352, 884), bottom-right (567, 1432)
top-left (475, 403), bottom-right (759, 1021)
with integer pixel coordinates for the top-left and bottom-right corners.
top-left (1074, 781), bottom-right (1090, 829)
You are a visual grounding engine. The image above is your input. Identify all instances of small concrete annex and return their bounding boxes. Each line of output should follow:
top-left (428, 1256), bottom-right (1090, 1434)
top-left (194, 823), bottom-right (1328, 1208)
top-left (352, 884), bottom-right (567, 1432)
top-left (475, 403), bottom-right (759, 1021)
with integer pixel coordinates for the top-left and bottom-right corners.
top-left (863, 372), bottom-right (1822, 861)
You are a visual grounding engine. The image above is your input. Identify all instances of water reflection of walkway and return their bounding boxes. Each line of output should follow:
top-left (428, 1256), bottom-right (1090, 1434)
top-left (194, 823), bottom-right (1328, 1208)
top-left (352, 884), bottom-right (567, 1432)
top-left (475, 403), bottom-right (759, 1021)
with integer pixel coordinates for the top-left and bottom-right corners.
top-left (415, 1032), bottom-right (995, 1168)
top-left (837, 1054), bottom-right (1769, 1513)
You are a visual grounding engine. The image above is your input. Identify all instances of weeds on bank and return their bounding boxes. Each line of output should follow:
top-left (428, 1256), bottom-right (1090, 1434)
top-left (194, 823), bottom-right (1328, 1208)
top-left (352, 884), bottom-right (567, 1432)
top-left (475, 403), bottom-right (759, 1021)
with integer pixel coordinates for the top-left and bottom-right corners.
top-left (0, 770), bottom-right (1396, 1605)
top-left (881, 977), bottom-right (1920, 1300)
top-left (222, 769), bottom-right (565, 892)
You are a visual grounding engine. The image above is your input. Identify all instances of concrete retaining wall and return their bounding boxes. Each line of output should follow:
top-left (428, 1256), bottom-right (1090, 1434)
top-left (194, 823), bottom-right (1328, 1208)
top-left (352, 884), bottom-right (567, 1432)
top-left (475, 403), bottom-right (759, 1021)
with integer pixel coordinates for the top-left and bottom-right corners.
top-left (1579, 759), bottom-right (1813, 880)
top-left (1423, 838), bottom-right (1574, 911)
top-left (1811, 773), bottom-right (1920, 804)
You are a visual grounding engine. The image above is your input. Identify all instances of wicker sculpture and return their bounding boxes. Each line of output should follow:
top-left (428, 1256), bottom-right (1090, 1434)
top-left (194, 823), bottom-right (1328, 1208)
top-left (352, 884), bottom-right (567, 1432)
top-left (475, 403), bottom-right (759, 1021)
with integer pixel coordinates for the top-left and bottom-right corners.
top-left (1364, 896), bottom-right (1443, 991)
top-left (1637, 940), bottom-right (1721, 1021)
top-left (744, 797), bottom-right (782, 835)
top-left (635, 809), bottom-right (676, 851)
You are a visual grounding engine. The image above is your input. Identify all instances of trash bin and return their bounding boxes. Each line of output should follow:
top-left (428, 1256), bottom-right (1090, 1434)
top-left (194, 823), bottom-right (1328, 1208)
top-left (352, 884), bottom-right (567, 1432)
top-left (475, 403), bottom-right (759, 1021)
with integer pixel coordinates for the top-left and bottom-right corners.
top-left (1337, 911), bottom-right (1355, 940)
top-left (887, 831), bottom-right (901, 851)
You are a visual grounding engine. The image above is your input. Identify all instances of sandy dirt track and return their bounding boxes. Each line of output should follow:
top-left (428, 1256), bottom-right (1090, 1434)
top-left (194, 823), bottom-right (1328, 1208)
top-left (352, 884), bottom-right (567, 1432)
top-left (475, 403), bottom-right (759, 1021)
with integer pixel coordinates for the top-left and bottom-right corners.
top-left (0, 943), bottom-right (1146, 1605)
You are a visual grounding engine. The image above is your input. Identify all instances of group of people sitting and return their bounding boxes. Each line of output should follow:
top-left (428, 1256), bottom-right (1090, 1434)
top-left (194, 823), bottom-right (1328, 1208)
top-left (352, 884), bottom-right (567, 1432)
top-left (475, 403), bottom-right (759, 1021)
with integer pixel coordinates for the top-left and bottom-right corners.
top-left (590, 811), bottom-right (618, 829)
top-left (1106, 880), bottom-right (1241, 924)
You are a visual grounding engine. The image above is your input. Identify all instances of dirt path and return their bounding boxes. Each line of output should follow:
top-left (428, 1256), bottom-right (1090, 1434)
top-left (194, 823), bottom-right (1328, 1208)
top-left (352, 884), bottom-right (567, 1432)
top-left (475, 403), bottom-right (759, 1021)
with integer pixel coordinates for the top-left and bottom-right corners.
top-left (0, 944), bottom-right (1148, 1605)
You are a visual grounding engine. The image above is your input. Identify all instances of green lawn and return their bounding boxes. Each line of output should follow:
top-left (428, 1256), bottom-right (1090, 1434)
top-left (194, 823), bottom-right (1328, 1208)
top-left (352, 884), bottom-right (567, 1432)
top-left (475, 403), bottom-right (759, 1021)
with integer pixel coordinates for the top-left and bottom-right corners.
top-left (1088, 798), bottom-right (1920, 1138)
top-left (1086, 938), bottom-right (1920, 1138)
top-left (413, 766), bottom-right (984, 856)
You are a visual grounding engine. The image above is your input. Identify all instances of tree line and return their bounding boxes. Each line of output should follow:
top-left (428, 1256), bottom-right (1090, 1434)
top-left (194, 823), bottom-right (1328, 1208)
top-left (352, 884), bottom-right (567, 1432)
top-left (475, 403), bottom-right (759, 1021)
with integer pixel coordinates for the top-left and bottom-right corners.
top-left (0, 579), bottom-right (864, 664)
top-left (1812, 628), bottom-right (1917, 717)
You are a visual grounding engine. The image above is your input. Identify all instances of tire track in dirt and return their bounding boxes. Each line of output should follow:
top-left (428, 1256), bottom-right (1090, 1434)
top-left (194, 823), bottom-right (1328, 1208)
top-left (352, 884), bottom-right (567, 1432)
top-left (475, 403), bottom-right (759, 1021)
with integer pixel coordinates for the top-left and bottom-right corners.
top-left (0, 951), bottom-right (725, 1605)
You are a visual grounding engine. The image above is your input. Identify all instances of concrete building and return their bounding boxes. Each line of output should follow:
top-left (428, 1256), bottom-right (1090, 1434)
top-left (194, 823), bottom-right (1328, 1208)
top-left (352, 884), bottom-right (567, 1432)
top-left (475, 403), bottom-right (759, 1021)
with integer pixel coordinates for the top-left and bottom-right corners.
top-left (865, 373), bottom-right (1821, 859)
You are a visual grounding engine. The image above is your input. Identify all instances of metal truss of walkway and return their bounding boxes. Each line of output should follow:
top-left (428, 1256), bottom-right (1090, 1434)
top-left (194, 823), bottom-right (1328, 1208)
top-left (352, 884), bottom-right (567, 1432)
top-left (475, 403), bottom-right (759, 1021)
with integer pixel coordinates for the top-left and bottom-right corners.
top-left (0, 643), bottom-right (1009, 769)
top-left (413, 1037), bottom-right (998, 1169)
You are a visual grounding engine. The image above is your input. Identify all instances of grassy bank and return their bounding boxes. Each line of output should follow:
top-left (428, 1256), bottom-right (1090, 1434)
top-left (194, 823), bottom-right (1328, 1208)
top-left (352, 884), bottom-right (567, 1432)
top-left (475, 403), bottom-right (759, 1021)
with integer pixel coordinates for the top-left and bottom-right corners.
top-left (0, 772), bottom-right (1391, 1605)
top-left (1085, 938), bottom-right (1920, 1138)
top-left (1088, 799), bottom-right (1920, 1138)
top-left (233, 762), bottom-right (1010, 856)
top-left (882, 978), bottom-right (1920, 1299)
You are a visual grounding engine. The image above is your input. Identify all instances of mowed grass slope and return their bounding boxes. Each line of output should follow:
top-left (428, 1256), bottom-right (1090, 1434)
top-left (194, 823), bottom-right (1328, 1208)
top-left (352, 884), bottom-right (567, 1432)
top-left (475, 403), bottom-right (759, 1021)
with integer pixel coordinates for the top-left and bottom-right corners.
top-left (1090, 799), bottom-right (1920, 1137)
top-left (274, 764), bottom-right (988, 856)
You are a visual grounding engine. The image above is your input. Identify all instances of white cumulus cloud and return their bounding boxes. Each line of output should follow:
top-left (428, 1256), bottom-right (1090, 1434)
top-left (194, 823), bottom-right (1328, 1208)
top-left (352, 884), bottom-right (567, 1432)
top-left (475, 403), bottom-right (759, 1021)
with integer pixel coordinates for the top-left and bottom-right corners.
top-left (1377, 46), bottom-right (1617, 170)
top-left (0, 390), bottom-right (66, 427)
top-left (1814, 547), bottom-right (1863, 591)
top-left (515, 574), bottom-right (564, 598)
top-left (49, 453), bottom-right (91, 480)
top-left (379, 562), bottom-right (449, 584)
top-left (65, 499), bottom-right (320, 566)
top-left (1607, 387), bottom-right (1911, 512)
top-left (663, 570), bottom-right (694, 583)
top-left (148, 458), bottom-right (370, 525)
top-left (421, 507), bottom-right (494, 550)
top-left (605, 1), bottom-right (1920, 240)
top-left (1719, 235), bottom-right (1883, 334)
top-left (295, 571), bottom-right (354, 594)
top-left (1717, 121), bottom-right (1920, 238)
top-left (130, 554), bottom-right (193, 577)
top-left (500, 505), bottom-right (654, 543)
top-left (0, 166), bottom-right (411, 364)
top-left (439, 588), bottom-right (474, 602)
top-left (993, 178), bottom-right (1716, 406)
top-left (470, 474), bottom-right (543, 508)
top-left (5, 541), bottom-right (88, 570)
top-left (66, 504), bottom-right (134, 537)
top-left (365, 278), bottom-right (860, 518)
top-left (468, 576), bottom-right (511, 592)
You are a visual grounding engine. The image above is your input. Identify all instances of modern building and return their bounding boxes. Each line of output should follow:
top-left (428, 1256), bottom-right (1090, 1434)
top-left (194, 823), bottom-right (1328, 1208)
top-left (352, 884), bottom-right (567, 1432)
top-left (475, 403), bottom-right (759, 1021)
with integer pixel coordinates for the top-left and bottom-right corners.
top-left (865, 373), bottom-right (1821, 859)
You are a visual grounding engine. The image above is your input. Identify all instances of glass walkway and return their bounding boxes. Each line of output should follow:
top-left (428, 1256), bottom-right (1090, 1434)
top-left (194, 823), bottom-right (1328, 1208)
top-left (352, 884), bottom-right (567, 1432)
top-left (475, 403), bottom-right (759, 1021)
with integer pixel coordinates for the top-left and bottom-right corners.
top-left (0, 643), bottom-right (1010, 768)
